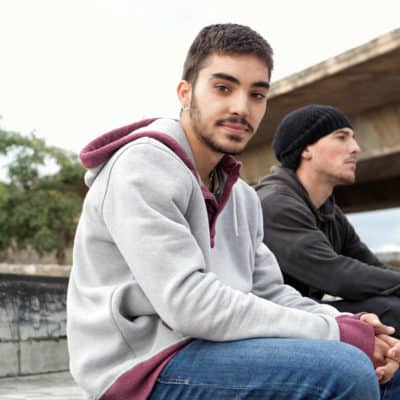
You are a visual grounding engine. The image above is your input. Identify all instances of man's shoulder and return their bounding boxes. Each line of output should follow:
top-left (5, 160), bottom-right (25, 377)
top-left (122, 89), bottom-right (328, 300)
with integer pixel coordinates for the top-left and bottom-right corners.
top-left (90, 137), bottom-right (196, 199)
top-left (255, 177), bottom-right (316, 225)
top-left (109, 135), bottom-right (193, 173)
top-left (235, 178), bottom-right (260, 201)
top-left (256, 177), bottom-right (305, 206)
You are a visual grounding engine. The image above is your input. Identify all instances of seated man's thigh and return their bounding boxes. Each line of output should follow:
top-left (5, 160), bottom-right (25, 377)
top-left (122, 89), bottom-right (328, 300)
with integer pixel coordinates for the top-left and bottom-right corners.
top-left (149, 338), bottom-right (379, 400)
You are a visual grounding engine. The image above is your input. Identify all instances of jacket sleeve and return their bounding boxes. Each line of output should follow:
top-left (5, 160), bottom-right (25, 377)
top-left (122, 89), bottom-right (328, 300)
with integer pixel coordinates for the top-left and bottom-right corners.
top-left (101, 141), bottom-right (343, 342)
top-left (259, 191), bottom-right (400, 301)
top-left (251, 201), bottom-right (340, 318)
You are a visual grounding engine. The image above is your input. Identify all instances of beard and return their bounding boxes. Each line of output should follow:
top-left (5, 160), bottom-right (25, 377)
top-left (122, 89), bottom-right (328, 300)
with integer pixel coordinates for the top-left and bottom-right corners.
top-left (189, 94), bottom-right (253, 156)
top-left (335, 172), bottom-right (356, 186)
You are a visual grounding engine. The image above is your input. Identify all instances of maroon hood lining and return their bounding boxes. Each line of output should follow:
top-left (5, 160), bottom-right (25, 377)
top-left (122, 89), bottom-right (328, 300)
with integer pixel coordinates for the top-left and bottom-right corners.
top-left (80, 120), bottom-right (241, 248)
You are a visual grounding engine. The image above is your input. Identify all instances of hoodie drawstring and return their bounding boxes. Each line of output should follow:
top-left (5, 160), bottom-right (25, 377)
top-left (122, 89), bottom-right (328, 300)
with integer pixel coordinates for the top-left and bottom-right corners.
top-left (233, 189), bottom-right (239, 237)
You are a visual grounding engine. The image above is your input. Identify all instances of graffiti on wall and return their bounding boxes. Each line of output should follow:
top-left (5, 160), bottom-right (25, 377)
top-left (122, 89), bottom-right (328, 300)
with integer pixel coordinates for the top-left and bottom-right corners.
top-left (0, 275), bottom-right (67, 341)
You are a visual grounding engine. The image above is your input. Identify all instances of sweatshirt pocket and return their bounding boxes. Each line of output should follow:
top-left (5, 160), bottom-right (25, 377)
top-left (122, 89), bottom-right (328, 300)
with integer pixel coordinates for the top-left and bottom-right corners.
top-left (110, 282), bottom-right (185, 356)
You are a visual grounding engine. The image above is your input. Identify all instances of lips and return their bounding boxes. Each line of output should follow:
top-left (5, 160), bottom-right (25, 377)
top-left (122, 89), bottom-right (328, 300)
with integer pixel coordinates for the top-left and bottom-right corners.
top-left (345, 158), bottom-right (357, 168)
top-left (216, 117), bottom-right (254, 133)
top-left (220, 123), bottom-right (249, 134)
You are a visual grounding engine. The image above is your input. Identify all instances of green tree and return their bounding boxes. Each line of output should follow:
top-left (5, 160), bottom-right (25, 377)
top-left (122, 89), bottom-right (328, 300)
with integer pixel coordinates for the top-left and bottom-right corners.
top-left (0, 128), bottom-right (85, 264)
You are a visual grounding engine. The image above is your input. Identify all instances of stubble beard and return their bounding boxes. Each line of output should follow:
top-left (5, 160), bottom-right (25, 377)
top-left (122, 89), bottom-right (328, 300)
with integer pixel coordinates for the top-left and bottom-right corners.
top-left (189, 95), bottom-right (246, 156)
top-left (332, 168), bottom-right (357, 186)
top-left (337, 173), bottom-right (356, 186)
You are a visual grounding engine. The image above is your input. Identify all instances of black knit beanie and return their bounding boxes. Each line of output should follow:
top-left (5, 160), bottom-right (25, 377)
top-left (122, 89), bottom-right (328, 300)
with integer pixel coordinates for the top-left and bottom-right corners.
top-left (272, 104), bottom-right (353, 170)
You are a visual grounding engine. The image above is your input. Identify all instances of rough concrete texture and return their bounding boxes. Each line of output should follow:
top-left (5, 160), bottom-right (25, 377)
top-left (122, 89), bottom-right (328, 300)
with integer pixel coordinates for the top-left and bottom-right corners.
top-left (0, 274), bottom-right (67, 341)
top-left (20, 339), bottom-right (69, 375)
top-left (0, 273), bottom-right (68, 377)
top-left (0, 342), bottom-right (18, 376)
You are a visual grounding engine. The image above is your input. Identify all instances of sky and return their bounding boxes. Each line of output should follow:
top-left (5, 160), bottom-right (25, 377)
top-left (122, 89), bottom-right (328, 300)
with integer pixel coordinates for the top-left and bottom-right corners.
top-left (1, 0), bottom-right (400, 251)
top-left (348, 208), bottom-right (400, 253)
top-left (1, 0), bottom-right (400, 153)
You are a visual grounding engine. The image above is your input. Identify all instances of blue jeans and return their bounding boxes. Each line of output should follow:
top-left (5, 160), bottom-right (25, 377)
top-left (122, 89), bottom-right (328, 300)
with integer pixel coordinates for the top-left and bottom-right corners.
top-left (149, 338), bottom-right (400, 400)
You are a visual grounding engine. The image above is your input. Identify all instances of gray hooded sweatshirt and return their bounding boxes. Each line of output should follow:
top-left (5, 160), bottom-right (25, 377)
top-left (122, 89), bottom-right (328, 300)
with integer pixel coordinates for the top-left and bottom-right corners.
top-left (67, 118), bottom-right (374, 400)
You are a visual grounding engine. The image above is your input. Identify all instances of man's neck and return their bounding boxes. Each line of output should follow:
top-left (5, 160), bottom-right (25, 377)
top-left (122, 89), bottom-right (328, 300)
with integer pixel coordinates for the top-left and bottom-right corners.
top-left (192, 141), bottom-right (223, 188)
top-left (296, 167), bottom-right (333, 209)
top-left (180, 118), bottom-right (223, 189)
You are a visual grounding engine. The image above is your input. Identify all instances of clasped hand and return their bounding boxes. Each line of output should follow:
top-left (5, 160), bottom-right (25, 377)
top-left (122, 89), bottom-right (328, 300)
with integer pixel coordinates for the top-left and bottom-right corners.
top-left (360, 313), bottom-right (399, 384)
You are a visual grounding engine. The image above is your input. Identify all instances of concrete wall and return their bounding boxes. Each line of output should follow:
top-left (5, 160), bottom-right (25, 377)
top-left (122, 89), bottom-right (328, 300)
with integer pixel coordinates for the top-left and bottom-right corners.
top-left (0, 271), bottom-right (68, 377)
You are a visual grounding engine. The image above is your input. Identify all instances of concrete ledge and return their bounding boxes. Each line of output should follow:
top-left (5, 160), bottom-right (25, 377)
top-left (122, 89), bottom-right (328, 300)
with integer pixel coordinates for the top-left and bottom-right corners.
top-left (269, 28), bottom-right (400, 99)
top-left (0, 263), bottom-right (71, 277)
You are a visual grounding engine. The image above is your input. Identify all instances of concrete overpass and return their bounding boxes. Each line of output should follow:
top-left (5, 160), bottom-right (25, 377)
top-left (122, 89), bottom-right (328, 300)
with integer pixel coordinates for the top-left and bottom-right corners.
top-left (239, 27), bottom-right (400, 213)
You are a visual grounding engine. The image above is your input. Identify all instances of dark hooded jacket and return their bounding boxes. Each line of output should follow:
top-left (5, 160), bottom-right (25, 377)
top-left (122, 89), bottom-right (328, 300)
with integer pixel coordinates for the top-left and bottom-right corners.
top-left (255, 166), bottom-right (400, 301)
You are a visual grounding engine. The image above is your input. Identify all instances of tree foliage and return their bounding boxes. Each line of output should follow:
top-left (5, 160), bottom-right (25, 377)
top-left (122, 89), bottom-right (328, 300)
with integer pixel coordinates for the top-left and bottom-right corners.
top-left (0, 128), bottom-right (86, 264)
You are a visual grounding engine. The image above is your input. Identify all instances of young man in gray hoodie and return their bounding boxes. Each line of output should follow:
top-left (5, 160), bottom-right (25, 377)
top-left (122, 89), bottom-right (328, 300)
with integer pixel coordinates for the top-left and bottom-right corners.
top-left (68, 27), bottom-right (400, 400)
top-left (256, 104), bottom-right (400, 340)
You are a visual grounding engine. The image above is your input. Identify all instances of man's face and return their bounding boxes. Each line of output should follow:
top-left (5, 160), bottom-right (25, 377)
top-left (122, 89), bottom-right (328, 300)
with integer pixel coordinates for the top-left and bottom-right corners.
top-left (304, 128), bottom-right (360, 185)
top-left (182, 53), bottom-right (270, 156)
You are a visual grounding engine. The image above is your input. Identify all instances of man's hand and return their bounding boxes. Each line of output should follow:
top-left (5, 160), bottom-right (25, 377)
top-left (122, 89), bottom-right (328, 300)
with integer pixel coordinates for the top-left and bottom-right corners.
top-left (360, 313), bottom-right (400, 383)
top-left (360, 313), bottom-right (400, 361)
top-left (360, 313), bottom-right (395, 336)
top-left (373, 336), bottom-right (399, 384)
top-left (379, 334), bottom-right (400, 364)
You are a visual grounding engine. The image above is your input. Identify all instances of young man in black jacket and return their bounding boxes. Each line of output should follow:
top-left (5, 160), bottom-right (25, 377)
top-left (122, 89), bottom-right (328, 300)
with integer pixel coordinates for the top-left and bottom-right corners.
top-left (256, 104), bottom-right (400, 338)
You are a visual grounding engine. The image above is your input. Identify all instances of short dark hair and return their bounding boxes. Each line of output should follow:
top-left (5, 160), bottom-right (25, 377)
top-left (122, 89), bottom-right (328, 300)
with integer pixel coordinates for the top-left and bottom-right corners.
top-left (182, 23), bottom-right (273, 84)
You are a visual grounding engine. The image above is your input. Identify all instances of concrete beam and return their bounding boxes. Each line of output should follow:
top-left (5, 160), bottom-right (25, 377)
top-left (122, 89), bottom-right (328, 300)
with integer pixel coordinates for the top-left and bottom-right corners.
top-left (251, 27), bottom-right (400, 150)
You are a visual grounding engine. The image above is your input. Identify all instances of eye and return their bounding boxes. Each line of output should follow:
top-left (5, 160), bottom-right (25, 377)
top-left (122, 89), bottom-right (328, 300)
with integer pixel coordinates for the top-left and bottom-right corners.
top-left (251, 92), bottom-right (266, 100)
top-left (215, 84), bottom-right (230, 94)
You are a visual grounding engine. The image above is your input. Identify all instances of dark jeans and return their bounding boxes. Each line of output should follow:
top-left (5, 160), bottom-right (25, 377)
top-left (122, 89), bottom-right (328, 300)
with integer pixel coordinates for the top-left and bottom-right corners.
top-left (325, 295), bottom-right (400, 339)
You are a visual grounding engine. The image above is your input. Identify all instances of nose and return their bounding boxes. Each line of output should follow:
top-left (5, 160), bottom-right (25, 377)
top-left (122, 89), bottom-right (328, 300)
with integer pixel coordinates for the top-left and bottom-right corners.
top-left (351, 137), bottom-right (361, 154)
top-left (229, 91), bottom-right (249, 117)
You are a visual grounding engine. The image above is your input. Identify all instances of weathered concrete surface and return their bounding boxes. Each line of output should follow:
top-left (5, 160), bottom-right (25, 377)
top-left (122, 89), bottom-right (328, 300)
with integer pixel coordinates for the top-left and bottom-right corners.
top-left (0, 273), bottom-right (68, 377)
top-left (20, 339), bottom-right (69, 375)
top-left (0, 342), bottom-right (18, 376)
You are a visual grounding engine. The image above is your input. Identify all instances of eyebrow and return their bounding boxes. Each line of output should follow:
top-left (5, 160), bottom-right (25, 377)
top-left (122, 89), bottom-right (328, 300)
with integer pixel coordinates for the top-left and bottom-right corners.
top-left (335, 129), bottom-right (356, 138)
top-left (210, 73), bottom-right (270, 89)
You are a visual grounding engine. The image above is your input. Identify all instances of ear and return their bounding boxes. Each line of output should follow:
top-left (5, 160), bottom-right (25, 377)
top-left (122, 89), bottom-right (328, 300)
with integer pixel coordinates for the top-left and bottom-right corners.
top-left (301, 146), bottom-right (312, 161)
top-left (177, 80), bottom-right (192, 109)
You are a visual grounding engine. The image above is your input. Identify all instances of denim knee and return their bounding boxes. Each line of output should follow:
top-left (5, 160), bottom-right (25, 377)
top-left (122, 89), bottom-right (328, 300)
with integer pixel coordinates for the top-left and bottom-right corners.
top-left (324, 342), bottom-right (379, 400)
